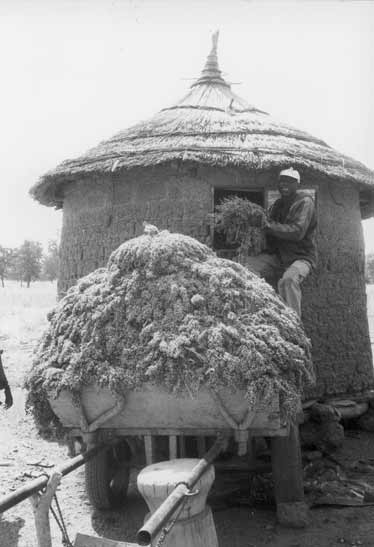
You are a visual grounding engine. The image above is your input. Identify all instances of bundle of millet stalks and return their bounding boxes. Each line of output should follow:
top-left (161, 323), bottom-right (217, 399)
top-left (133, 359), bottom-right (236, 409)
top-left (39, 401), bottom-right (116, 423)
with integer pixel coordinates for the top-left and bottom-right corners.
top-left (26, 224), bottom-right (314, 432)
top-left (214, 196), bottom-right (267, 258)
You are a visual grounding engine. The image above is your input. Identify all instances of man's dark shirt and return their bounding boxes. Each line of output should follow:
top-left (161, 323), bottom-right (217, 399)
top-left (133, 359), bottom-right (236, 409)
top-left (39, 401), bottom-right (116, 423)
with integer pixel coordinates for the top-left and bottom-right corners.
top-left (266, 191), bottom-right (317, 268)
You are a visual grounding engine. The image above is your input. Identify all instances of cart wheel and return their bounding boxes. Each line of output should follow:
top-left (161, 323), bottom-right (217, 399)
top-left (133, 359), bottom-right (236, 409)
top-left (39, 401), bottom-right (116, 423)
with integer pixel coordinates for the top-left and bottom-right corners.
top-left (85, 440), bottom-right (131, 510)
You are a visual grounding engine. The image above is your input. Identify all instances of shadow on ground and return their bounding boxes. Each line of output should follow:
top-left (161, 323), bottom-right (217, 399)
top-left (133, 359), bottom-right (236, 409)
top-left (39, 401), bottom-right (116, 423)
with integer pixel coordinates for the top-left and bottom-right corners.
top-left (90, 486), bottom-right (148, 543)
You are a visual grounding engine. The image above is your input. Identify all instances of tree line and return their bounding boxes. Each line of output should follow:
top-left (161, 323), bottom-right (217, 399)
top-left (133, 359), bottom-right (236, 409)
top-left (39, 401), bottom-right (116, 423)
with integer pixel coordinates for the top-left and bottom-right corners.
top-left (0, 240), bottom-right (59, 288)
top-left (3, 242), bottom-right (374, 286)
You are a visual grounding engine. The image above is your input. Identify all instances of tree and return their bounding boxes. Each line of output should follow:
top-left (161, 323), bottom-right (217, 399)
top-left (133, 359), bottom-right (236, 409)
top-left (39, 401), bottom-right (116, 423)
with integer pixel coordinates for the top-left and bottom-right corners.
top-left (0, 246), bottom-right (15, 287)
top-left (16, 240), bottom-right (43, 287)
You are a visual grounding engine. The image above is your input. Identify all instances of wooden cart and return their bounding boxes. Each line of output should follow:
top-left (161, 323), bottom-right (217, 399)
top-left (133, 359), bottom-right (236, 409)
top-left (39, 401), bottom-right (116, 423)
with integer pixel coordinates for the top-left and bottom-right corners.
top-left (49, 383), bottom-right (306, 526)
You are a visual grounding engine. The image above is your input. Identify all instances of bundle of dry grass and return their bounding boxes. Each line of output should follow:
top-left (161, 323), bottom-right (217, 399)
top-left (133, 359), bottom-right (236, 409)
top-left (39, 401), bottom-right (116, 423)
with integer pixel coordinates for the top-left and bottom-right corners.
top-left (26, 225), bottom-right (314, 432)
top-left (214, 196), bottom-right (267, 258)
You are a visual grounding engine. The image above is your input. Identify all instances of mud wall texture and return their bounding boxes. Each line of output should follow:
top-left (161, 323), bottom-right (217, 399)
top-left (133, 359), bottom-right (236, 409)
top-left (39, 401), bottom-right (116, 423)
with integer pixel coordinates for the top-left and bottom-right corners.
top-left (301, 172), bottom-right (373, 398)
top-left (58, 163), bottom-right (373, 398)
top-left (59, 164), bottom-right (213, 292)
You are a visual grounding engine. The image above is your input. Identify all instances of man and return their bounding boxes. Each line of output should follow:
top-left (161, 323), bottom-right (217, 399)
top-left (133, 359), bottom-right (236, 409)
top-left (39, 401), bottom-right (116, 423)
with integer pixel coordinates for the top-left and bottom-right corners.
top-left (246, 167), bottom-right (317, 317)
top-left (0, 350), bottom-right (13, 409)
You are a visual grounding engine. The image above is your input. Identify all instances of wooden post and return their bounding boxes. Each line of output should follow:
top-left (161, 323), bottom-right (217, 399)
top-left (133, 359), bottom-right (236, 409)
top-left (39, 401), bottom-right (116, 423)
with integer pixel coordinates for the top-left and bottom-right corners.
top-left (270, 424), bottom-right (308, 528)
top-left (144, 435), bottom-right (154, 465)
top-left (169, 435), bottom-right (177, 459)
top-left (178, 435), bottom-right (186, 457)
top-left (29, 471), bottom-right (62, 547)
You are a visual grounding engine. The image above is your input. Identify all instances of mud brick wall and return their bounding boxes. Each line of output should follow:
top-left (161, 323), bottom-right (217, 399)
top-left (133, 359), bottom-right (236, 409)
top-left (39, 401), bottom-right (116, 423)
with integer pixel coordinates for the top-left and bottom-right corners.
top-left (59, 164), bottom-right (213, 294)
top-left (58, 163), bottom-right (373, 398)
top-left (301, 172), bottom-right (373, 398)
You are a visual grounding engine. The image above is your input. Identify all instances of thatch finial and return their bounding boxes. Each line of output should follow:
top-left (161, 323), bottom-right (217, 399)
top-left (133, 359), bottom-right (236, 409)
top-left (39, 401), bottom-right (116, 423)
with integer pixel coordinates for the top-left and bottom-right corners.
top-left (211, 30), bottom-right (219, 54)
top-left (191, 30), bottom-right (230, 88)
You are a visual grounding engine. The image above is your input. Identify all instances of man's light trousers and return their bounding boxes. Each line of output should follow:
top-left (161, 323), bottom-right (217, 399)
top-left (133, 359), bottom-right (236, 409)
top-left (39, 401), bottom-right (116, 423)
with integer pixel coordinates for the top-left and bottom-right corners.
top-left (243, 253), bottom-right (311, 318)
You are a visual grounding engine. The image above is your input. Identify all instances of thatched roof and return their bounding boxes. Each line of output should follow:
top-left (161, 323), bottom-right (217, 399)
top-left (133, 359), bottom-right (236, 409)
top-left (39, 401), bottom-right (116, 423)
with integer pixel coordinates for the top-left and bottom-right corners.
top-left (31, 32), bottom-right (374, 212)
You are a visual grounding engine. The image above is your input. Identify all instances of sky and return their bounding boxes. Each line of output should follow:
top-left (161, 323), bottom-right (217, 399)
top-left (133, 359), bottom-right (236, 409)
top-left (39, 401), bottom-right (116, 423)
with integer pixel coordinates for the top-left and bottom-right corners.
top-left (1, 0), bottom-right (374, 251)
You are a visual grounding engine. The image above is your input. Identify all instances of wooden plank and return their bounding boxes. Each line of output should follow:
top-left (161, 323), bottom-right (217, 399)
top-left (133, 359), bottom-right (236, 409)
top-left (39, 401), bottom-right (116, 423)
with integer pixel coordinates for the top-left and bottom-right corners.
top-left (144, 435), bottom-right (154, 465)
top-left (49, 384), bottom-right (282, 431)
top-left (68, 425), bottom-right (289, 438)
top-left (169, 435), bottom-right (177, 459)
top-left (74, 533), bottom-right (136, 546)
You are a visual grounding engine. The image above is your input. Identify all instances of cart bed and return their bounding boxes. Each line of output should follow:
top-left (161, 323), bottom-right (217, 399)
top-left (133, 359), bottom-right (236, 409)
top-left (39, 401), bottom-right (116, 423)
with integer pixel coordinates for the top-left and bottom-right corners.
top-left (49, 384), bottom-right (288, 436)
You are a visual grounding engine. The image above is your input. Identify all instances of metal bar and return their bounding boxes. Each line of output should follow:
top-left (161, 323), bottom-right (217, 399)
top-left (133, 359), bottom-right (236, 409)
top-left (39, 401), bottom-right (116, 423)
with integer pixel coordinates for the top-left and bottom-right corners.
top-left (0, 442), bottom-right (111, 514)
top-left (137, 484), bottom-right (188, 546)
top-left (136, 435), bottom-right (226, 546)
top-left (185, 436), bottom-right (225, 489)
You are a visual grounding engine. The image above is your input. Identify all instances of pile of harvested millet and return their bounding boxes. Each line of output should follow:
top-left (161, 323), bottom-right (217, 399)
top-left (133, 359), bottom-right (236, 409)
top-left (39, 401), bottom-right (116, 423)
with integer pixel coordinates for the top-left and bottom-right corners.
top-left (26, 224), bottom-right (314, 432)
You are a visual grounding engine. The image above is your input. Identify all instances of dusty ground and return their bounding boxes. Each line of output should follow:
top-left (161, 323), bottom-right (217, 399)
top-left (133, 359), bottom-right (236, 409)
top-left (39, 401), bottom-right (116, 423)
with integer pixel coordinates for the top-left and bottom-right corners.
top-left (1, 281), bottom-right (374, 547)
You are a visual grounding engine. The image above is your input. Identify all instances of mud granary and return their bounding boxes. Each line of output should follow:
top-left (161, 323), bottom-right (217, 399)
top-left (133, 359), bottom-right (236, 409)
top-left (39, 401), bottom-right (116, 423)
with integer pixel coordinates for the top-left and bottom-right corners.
top-left (31, 33), bottom-right (374, 400)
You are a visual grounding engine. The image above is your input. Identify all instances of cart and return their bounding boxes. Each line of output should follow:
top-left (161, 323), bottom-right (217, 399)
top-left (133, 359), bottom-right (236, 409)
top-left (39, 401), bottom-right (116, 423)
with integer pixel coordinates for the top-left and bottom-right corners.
top-left (49, 381), bottom-right (306, 521)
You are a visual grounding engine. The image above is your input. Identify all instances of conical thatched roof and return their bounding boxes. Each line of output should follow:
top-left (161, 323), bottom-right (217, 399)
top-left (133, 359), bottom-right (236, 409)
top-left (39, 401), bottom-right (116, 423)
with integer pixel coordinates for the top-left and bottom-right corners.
top-left (31, 32), bottom-right (374, 211)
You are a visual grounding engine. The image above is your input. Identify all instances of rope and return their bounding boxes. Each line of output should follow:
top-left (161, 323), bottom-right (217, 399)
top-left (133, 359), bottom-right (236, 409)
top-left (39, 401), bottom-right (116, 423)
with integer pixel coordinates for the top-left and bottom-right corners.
top-left (49, 493), bottom-right (74, 547)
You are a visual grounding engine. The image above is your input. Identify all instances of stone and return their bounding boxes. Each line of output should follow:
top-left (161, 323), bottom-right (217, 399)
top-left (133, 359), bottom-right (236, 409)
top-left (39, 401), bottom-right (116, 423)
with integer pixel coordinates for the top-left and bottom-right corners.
top-left (322, 421), bottom-right (345, 450)
top-left (330, 400), bottom-right (368, 419)
top-left (301, 402), bottom-right (344, 451)
top-left (309, 403), bottom-right (341, 423)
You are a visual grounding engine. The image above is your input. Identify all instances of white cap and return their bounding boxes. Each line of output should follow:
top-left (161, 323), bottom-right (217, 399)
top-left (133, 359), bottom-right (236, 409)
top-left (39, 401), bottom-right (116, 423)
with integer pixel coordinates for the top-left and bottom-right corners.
top-left (279, 167), bottom-right (300, 183)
